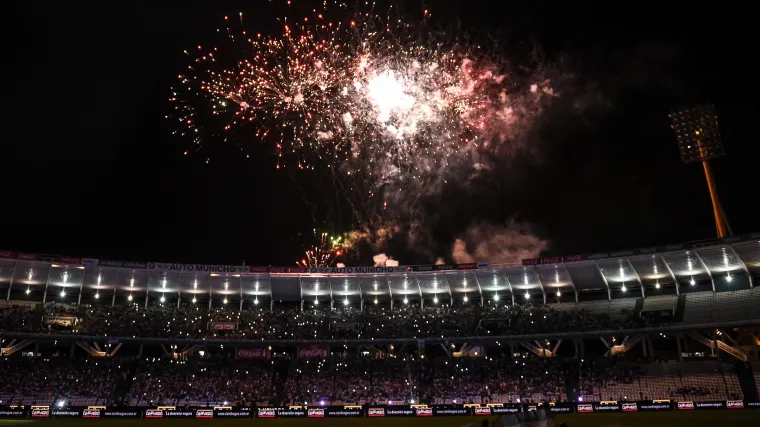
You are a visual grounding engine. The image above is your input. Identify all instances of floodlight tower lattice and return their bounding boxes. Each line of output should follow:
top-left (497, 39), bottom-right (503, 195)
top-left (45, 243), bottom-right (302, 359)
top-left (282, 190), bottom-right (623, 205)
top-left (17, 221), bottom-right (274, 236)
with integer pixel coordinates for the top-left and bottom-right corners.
top-left (669, 104), bottom-right (732, 238)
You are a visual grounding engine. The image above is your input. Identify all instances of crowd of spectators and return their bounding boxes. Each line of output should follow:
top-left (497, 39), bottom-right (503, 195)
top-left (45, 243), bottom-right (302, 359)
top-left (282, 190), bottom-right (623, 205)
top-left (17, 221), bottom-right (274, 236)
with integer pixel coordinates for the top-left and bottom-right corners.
top-left (0, 351), bottom-right (746, 406)
top-left (0, 302), bottom-right (648, 340)
top-left (0, 358), bottom-right (119, 405)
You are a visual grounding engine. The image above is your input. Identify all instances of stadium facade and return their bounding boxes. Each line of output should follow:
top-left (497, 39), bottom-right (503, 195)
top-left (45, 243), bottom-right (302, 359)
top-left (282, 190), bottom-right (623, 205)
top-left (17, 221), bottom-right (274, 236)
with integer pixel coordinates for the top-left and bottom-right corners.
top-left (1, 232), bottom-right (759, 309)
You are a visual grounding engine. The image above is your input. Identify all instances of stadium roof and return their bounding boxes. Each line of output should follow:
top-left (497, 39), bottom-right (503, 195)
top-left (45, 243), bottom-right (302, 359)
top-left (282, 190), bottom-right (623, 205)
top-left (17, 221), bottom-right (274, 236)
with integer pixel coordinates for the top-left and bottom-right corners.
top-left (0, 232), bottom-right (758, 307)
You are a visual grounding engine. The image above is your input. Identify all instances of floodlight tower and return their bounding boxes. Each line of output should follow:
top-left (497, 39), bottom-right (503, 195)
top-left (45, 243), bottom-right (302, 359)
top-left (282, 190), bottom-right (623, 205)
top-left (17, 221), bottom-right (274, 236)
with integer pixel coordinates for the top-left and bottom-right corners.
top-left (669, 104), bottom-right (732, 238)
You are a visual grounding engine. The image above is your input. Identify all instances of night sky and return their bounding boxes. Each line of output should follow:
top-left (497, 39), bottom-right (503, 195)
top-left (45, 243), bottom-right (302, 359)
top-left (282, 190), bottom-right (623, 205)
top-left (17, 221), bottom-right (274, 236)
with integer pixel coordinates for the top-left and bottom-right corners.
top-left (6, 1), bottom-right (757, 266)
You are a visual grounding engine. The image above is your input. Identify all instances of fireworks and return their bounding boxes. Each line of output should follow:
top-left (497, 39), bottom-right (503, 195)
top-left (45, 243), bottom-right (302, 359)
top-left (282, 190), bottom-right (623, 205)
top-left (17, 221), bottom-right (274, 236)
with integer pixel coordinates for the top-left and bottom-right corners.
top-left (173, 2), bottom-right (558, 240)
top-left (296, 232), bottom-right (344, 268)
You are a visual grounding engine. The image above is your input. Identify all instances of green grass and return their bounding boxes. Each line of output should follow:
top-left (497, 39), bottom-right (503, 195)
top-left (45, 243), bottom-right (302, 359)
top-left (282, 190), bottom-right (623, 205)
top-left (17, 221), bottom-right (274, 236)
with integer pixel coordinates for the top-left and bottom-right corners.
top-left (14, 410), bottom-right (760, 426)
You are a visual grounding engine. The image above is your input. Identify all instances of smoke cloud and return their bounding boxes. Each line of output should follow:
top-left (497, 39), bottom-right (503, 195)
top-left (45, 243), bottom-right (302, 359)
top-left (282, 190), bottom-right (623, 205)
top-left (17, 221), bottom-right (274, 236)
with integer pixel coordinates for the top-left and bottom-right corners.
top-left (373, 253), bottom-right (399, 267)
top-left (451, 220), bottom-right (548, 265)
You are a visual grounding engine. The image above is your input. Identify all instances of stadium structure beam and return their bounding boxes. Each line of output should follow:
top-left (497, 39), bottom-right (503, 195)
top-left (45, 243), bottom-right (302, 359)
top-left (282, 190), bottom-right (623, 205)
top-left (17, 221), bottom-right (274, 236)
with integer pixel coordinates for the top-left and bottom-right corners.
top-left (692, 251), bottom-right (716, 292)
top-left (531, 267), bottom-right (547, 304)
top-left (386, 276), bottom-right (393, 309)
top-left (442, 273), bottom-right (453, 305)
top-left (42, 264), bottom-right (53, 303)
top-left (500, 271), bottom-right (515, 305)
top-left (659, 255), bottom-right (680, 295)
top-left (112, 285), bottom-right (117, 306)
top-left (594, 262), bottom-right (612, 301)
top-left (5, 260), bottom-right (17, 300)
top-left (413, 274), bottom-right (422, 308)
top-left (239, 276), bottom-right (244, 311)
top-left (560, 265), bottom-right (579, 303)
top-left (77, 276), bottom-right (84, 305)
top-left (358, 277), bottom-right (363, 311)
top-left (626, 258), bottom-right (646, 298)
top-left (473, 273), bottom-right (484, 307)
top-left (208, 275), bottom-right (213, 309)
top-left (298, 275), bottom-right (304, 311)
top-left (728, 245), bottom-right (753, 288)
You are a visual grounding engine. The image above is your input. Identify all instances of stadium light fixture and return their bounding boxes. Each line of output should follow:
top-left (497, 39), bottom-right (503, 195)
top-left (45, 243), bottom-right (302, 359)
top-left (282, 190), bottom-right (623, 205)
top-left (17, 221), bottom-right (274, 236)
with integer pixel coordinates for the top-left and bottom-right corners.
top-left (463, 295), bottom-right (468, 302)
top-left (160, 295), bottom-right (166, 303)
top-left (162, 278), bottom-right (167, 288)
top-left (403, 298), bottom-right (409, 304)
top-left (494, 293), bottom-right (499, 301)
top-left (254, 281), bottom-right (260, 290)
top-left (669, 104), bottom-right (731, 238)
top-left (254, 298), bottom-right (259, 305)
top-left (62, 272), bottom-right (69, 284)
top-left (524, 291), bottom-right (530, 299)
top-left (97, 274), bottom-right (102, 285)
top-left (343, 298), bottom-right (349, 305)
top-left (726, 273), bottom-right (732, 282)
top-left (128, 294), bottom-right (133, 301)
top-left (223, 298), bottom-right (228, 304)
top-left (374, 298), bottom-right (378, 304)
top-left (621, 284), bottom-right (627, 292)
top-left (95, 292), bottom-right (100, 299)
top-left (60, 289), bottom-right (65, 297)
top-left (556, 290), bottom-right (561, 297)
top-left (130, 278), bottom-right (135, 287)
top-left (433, 296), bottom-right (438, 303)
top-left (655, 281), bottom-right (660, 289)
top-left (25, 288), bottom-right (30, 295)
top-left (224, 281), bottom-right (229, 289)
top-left (314, 282), bottom-right (319, 291)
top-left (690, 277), bottom-right (696, 286)
top-left (314, 296), bottom-right (319, 305)
top-left (192, 297), bottom-right (197, 303)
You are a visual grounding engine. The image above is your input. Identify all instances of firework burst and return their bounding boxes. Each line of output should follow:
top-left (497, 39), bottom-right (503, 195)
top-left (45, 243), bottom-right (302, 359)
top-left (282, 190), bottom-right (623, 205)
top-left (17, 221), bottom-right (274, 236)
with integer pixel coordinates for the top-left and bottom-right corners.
top-left (296, 232), bottom-right (344, 268)
top-left (173, 1), bottom-right (558, 235)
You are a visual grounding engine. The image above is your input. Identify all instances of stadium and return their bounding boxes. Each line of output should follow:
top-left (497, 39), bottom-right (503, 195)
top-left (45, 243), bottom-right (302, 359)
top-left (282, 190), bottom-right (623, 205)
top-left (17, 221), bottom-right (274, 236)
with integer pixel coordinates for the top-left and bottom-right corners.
top-left (2, 233), bottom-right (760, 426)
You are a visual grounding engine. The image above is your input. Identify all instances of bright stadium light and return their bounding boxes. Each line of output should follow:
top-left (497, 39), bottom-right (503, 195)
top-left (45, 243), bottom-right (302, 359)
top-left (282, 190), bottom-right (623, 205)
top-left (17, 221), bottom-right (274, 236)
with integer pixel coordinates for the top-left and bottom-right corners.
top-left (130, 277), bottom-right (135, 287)
top-left (374, 298), bottom-right (378, 305)
top-left (97, 274), bottom-right (102, 285)
top-left (314, 282), bottom-right (319, 291)
top-left (254, 298), bottom-right (259, 305)
top-left (621, 284), bottom-right (627, 292)
top-left (162, 278), bottom-right (167, 288)
top-left (556, 290), bottom-right (561, 297)
top-left (128, 294), bottom-right (133, 301)
top-left (403, 298), bottom-right (409, 305)
top-left (25, 288), bottom-right (31, 295)
top-left (343, 298), bottom-right (349, 306)
top-left (62, 272), bottom-right (69, 284)
top-left (524, 291), bottom-right (530, 299)
top-left (655, 281), bottom-right (661, 289)
top-left (433, 296), bottom-right (438, 304)
top-left (726, 273), bottom-right (732, 282)
top-left (224, 281), bottom-right (229, 289)
top-left (60, 289), bottom-right (65, 297)
top-left (493, 293), bottom-right (499, 301)
top-left (95, 292), bottom-right (100, 299)
top-left (160, 295), bottom-right (166, 303)
top-left (193, 279), bottom-right (198, 289)
top-left (690, 276), bottom-right (696, 286)
top-left (254, 282), bottom-right (260, 290)
top-left (463, 295), bottom-right (468, 302)
top-left (223, 298), bottom-right (228, 304)
top-left (192, 297), bottom-right (197, 303)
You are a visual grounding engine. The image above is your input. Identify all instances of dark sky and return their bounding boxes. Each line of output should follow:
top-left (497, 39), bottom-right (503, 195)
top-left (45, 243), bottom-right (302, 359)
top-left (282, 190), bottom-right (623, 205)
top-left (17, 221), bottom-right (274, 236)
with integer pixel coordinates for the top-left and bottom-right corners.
top-left (5, 0), bottom-right (757, 266)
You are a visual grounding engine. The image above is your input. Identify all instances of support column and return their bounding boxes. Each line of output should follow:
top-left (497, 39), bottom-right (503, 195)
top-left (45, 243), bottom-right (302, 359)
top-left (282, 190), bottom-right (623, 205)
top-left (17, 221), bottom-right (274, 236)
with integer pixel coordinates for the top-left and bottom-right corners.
top-left (42, 265), bottom-right (53, 303)
top-left (626, 258), bottom-right (645, 298)
top-left (595, 262), bottom-right (612, 301)
top-left (728, 246), bottom-right (753, 288)
top-left (6, 261), bottom-right (17, 301)
top-left (473, 274), bottom-right (484, 307)
top-left (660, 255), bottom-right (680, 295)
top-left (111, 285), bottom-right (116, 307)
top-left (692, 251), bottom-right (715, 292)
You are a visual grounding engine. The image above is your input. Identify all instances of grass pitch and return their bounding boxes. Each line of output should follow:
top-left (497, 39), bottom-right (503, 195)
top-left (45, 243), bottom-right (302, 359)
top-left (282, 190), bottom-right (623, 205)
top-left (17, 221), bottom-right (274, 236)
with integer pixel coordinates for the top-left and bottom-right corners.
top-left (9, 410), bottom-right (760, 427)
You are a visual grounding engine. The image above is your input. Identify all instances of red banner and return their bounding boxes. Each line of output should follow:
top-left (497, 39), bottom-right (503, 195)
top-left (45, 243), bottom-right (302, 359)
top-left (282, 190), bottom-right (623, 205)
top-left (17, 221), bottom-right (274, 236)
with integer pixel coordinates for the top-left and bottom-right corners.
top-left (299, 346), bottom-right (327, 358)
top-left (209, 322), bottom-right (237, 331)
top-left (236, 347), bottom-right (269, 359)
top-left (0, 251), bottom-right (16, 259)
top-left (456, 263), bottom-right (477, 270)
